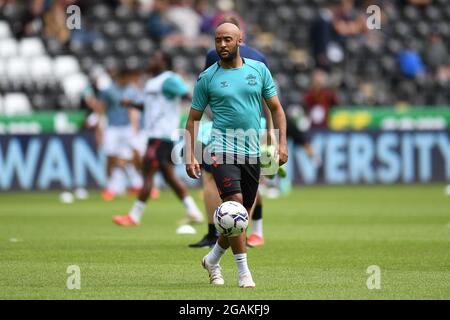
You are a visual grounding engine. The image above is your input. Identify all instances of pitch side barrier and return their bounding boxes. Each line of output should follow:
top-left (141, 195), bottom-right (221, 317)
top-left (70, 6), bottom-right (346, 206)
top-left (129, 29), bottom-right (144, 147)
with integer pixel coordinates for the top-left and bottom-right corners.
top-left (0, 129), bottom-right (449, 190)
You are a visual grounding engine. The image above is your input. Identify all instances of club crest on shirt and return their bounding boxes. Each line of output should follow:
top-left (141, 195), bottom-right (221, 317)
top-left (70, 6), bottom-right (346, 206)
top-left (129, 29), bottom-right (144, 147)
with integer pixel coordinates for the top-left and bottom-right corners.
top-left (246, 74), bottom-right (257, 86)
top-left (220, 81), bottom-right (229, 88)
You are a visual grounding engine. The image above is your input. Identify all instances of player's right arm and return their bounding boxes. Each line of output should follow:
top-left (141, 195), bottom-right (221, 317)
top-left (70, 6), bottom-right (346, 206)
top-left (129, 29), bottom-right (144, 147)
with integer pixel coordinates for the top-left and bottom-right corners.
top-left (185, 108), bottom-right (203, 179)
top-left (185, 72), bottom-right (210, 179)
top-left (83, 85), bottom-right (105, 114)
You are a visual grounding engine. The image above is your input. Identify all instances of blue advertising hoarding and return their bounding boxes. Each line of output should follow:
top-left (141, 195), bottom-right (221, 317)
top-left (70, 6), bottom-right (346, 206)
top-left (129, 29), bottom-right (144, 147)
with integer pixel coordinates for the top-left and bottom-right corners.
top-left (0, 130), bottom-right (449, 190)
top-left (289, 130), bottom-right (449, 184)
top-left (0, 132), bottom-right (105, 191)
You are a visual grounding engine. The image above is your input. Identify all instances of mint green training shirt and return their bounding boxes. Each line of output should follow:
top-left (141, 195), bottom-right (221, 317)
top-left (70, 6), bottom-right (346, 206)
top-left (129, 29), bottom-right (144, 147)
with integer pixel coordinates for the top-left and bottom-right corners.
top-left (192, 58), bottom-right (277, 156)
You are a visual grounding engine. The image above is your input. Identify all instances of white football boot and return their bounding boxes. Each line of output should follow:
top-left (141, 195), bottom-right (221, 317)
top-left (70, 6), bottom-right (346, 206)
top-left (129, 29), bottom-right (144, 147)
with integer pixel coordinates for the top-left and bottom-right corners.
top-left (202, 257), bottom-right (225, 285)
top-left (239, 273), bottom-right (256, 288)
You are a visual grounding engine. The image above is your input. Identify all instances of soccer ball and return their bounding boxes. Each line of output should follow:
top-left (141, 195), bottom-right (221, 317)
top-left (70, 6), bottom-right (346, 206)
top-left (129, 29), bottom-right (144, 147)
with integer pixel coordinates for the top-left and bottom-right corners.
top-left (214, 201), bottom-right (249, 237)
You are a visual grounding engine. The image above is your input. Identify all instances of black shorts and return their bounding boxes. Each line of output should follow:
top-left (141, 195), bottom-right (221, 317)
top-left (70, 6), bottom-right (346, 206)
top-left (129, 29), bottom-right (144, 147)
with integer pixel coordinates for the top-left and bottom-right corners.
top-left (143, 138), bottom-right (174, 169)
top-left (199, 143), bottom-right (213, 173)
top-left (209, 153), bottom-right (260, 209)
top-left (202, 162), bottom-right (213, 173)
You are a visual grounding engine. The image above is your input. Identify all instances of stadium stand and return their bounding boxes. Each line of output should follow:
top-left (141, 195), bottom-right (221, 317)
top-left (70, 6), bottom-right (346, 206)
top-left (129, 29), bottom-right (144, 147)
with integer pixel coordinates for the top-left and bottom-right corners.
top-left (0, 0), bottom-right (448, 116)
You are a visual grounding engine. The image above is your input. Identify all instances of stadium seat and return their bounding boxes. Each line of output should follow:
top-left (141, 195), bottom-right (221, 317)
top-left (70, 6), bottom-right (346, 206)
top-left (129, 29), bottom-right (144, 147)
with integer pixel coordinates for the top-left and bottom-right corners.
top-left (6, 56), bottom-right (28, 88)
top-left (277, 5), bottom-right (296, 23)
top-left (80, 56), bottom-right (97, 73)
top-left (102, 56), bottom-right (120, 72)
top-left (53, 55), bottom-right (80, 81)
top-left (0, 59), bottom-right (5, 88)
top-left (445, 5), bottom-right (450, 20)
top-left (394, 21), bottom-right (412, 39)
top-left (69, 41), bottom-right (90, 57)
top-left (126, 21), bottom-right (147, 39)
top-left (30, 55), bottom-right (55, 88)
top-left (415, 21), bottom-right (430, 38)
top-left (91, 38), bottom-right (114, 57)
top-left (0, 20), bottom-right (12, 38)
top-left (124, 55), bottom-right (141, 70)
top-left (61, 73), bottom-right (89, 108)
top-left (403, 5), bottom-right (420, 21)
top-left (3, 93), bottom-right (32, 115)
top-left (57, 93), bottom-right (71, 110)
top-left (115, 38), bottom-right (136, 57)
top-left (294, 74), bottom-right (310, 90)
top-left (381, 56), bottom-right (397, 74)
top-left (46, 38), bottom-right (67, 56)
top-left (387, 39), bottom-right (402, 55)
top-left (30, 93), bottom-right (48, 110)
top-left (0, 38), bottom-right (18, 58)
top-left (436, 21), bottom-right (450, 38)
top-left (115, 5), bottom-right (136, 22)
top-left (91, 3), bottom-right (113, 21)
top-left (425, 5), bottom-right (441, 21)
top-left (274, 73), bottom-right (290, 91)
top-left (19, 37), bottom-right (45, 57)
top-left (137, 38), bottom-right (155, 56)
top-left (103, 20), bottom-right (124, 39)
top-left (296, 5), bottom-right (315, 23)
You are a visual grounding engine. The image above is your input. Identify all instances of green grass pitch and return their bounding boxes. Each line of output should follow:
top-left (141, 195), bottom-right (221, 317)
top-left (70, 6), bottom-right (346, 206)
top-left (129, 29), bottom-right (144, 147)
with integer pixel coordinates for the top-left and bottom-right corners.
top-left (0, 185), bottom-right (449, 300)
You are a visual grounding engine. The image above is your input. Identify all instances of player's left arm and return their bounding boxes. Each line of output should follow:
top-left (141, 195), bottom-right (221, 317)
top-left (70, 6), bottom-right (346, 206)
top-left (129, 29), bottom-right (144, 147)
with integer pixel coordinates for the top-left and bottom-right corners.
top-left (262, 101), bottom-right (274, 145)
top-left (261, 63), bottom-right (288, 165)
top-left (265, 95), bottom-right (288, 166)
top-left (128, 108), bottom-right (140, 134)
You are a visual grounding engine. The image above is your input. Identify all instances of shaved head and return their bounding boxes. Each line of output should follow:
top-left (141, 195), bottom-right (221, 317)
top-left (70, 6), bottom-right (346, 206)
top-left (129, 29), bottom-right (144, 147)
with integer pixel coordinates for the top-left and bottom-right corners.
top-left (215, 23), bottom-right (242, 63)
top-left (216, 22), bottom-right (241, 39)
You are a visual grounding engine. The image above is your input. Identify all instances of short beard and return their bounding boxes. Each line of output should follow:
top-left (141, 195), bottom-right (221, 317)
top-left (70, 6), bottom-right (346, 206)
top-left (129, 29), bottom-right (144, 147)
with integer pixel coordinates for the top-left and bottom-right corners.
top-left (218, 47), bottom-right (238, 62)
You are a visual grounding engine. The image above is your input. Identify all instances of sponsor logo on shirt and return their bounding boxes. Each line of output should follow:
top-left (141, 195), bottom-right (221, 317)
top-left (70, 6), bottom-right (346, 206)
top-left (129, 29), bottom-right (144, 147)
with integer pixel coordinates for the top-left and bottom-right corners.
top-left (246, 74), bottom-right (257, 86)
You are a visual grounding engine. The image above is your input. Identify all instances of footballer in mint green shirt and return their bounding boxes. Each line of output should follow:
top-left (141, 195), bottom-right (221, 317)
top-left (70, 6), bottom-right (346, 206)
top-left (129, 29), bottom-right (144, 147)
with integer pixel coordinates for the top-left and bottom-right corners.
top-left (192, 58), bottom-right (277, 156)
top-left (185, 22), bottom-right (287, 289)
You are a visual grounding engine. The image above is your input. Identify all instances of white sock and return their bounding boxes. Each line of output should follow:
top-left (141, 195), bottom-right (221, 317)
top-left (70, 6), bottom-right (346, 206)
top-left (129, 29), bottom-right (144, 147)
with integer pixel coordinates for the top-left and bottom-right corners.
top-left (252, 219), bottom-right (263, 237)
top-left (128, 200), bottom-right (146, 223)
top-left (125, 164), bottom-right (143, 189)
top-left (108, 167), bottom-right (126, 195)
top-left (234, 253), bottom-right (250, 277)
top-left (205, 243), bottom-right (226, 265)
top-left (182, 196), bottom-right (201, 217)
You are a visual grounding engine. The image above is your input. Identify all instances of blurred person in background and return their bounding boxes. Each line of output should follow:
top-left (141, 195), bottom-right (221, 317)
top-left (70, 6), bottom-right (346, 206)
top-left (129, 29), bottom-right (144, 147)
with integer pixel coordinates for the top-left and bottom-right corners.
top-left (147, 0), bottom-right (184, 45)
top-left (199, 0), bottom-right (246, 37)
top-left (398, 39), bottom-right (426, 79)
top-left (147, 0), bottom-right (211, 48)
top-left (424, 28), bottom-right (450, 85)
top-left (96, 65), bottom-right (143, 201)
top-left (81, 65), bottom-right (111, 147)
top-left (112, 50), bottom-right (204, 227)
top-left (309, 0), bottom-right (340, 70)
top-left (42, 0), bottom-right (72, 45)
top-left (310, 0), bottom-right (367, 69)
top-left (165, 0), bottom-right (211, 48)
top-left (303, 69), bottom-right (339, 130)
top-left (332, 0), bottom-right (366, 42)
